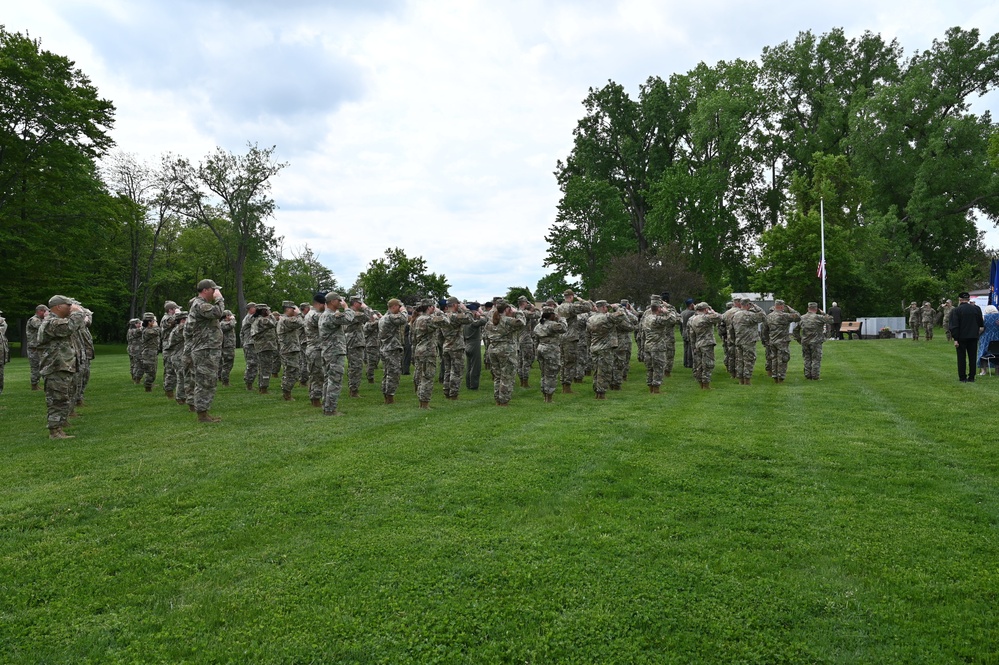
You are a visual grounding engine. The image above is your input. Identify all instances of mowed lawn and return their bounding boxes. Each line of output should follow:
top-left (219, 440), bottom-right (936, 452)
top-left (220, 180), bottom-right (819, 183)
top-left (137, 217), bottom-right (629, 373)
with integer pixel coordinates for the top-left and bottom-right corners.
top-left (1, 339), bottom-right (997, 664)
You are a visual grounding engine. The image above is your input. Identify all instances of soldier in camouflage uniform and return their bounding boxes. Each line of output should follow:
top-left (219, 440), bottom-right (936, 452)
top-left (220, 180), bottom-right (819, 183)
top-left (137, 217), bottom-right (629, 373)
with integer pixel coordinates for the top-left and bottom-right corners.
top-left (688, 302), bottom-right (721, 389)
top-left (378, 298), bottom-right (408, 403)
top-left (219, 309), bottom-right (236, 385)
top-left (799, 302), bottom-right (834, 380)
top-left (344, 296), bottom-right (369, 398)
top-left (761, 306), bottom-right (774, 376)
top-left (516, 296), bottom-right (538, 387)
top-left (299, 302), bottom-right (311, 386)
top-left (941, 299), bottom-right (955, 341)
top-left (586, 300), bottom-right (625, 398)
top-left (642, 297), bottom-right (680, 393)
top-left (720, 301), bottom-right (737, 379)
top-left (907, 302), bottom-right (921, 340)
top-left (364, 311), bottom-right (381, 384)
top-left (440, 297), bottom-right (472, 400)
top-left (277, 301), bottom-right (304, 401)
top-left (490, 301), bottom-right (526, 405)
top-left (920, 301), bottom-right (936, 341)
top-left (26, 305), bottom-right (48, 390)
top-left (36, 296), bottom-right (87, 438)
top-left (534, 308), bottom-right (567, 402)
top-left (126, 318), bottom-right (142, 383)
top-left (181, 304), bottom-right (197, 411)
top-left (72, 305), bottom-right (94, 407)
top-left (731, 298), bottom-right (766, 385)
top-left (159, 301), bottom-right (180, 396)
top-left (189, 279), bottom-right (225, 422)
top-left (411, 302), bottom-right (445, 408)
top-left (303, 294), bottom-right (326, 407)
top-left (611, 301), bottom-right (638, 389)
top-left (0, 309), bottom-right (7, 396)
top-left (161, 309), bottom-right (184, 399)
top-left (766, 300), bottom-right (801, 383)
top-left (167, 312), bottom-right (188, 406)
top-left (251, 304), bottom-right (277, 393)
top-left (577, 308), bottom-right (592, 381)
top-left (556, 289), bottom-right (592, 394)
top-left (319, 293), bottom-right (354, 416)
top-left (139, 312), bottom-right (160, 392)
top-left (241, 302), bottom-right (258, 390)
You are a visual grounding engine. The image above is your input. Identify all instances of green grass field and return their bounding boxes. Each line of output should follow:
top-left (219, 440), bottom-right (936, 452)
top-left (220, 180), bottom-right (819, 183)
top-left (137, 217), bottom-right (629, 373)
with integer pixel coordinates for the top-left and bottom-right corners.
top-left (1, 340), bottom-right (998, 664)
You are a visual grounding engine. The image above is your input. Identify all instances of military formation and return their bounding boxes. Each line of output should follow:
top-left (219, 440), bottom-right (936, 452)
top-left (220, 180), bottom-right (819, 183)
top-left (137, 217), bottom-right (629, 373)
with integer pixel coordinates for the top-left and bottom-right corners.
top-left (7, 280), bottom-right (853, 439)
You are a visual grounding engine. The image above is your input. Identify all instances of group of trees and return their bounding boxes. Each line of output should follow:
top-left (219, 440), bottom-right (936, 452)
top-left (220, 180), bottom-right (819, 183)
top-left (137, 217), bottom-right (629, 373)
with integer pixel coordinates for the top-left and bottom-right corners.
top-left (543, 27), bottom-right (999, 315)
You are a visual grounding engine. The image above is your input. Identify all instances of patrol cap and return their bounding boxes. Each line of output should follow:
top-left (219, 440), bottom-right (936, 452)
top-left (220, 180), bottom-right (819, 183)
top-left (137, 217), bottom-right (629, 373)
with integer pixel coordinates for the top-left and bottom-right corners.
top-left (517, 295), bottom-right (529, 303)
top-left (446, 296), bottom-right (460, 306)
top-left (545, 299), bottom-right (556, 306)
top-left (246, 301), bottom-right (257, 309)
top-left (36, 304), bottom-right (49, 312)
top-left (349, 294), bottom-right (363, 304)
top-left (142, 312), bottom-right (156, 321)
top-left (196, 278), bottom-right (219, 291)
top-left (175, 310), bottom-right (188, 319)
top-left (923, 301), bottom-right (930, 306)
top-left (299, 302), bottom-right (309, 309)
top-left (807, 302), bottom-right (818, 308)
top-left (387, 298), bottom-right (402, 308)
top-left (164, 300), bottom-right (179, 310)
top-left (257, 303), bottom-right (271, 311)
top-left (594, 299), bottom-right (608, 308)
top-left (620, 299), bottom-right (630, 306)
top-left (282, 300), bottom-right (296, 309)
top-left (695, 302), bottom-right (709, 310)
top-left (910, 301), bottom-right (917, 306)
top-left (326, 292), bottom-right (342, 302)
top-left (129, 318), bottom-right (140, 324)
top-left (774, 299), bottom-right (786, 306)
top-left (563, 289), bottom-right (575, 296)
top-left (48, 295), bottom-right (73, 307)
top-left (223, 309), bottom-right (233, 316)
top-left (494, 299), bottom-right (509, 309)
top-left (726, 301), bottom-right (734, 308)
top-left (312, 293), bottom-right (326, 304)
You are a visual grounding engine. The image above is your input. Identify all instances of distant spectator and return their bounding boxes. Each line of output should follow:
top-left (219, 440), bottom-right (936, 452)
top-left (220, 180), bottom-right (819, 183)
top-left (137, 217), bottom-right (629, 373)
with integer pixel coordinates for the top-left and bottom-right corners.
top-left (829, 302), bottom-right (843, 340)
top-left (949, 292), bottom-right (984, 383)
top-left (977, 305), bottom-right (999, 376)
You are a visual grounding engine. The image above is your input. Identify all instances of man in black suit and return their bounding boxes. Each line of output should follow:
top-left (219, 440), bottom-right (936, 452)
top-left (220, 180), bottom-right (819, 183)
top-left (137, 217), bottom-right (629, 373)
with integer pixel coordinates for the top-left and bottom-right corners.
top-left (829, 302), bottom-right (843, 340)
top-left (949, 292), bottom-right (984, 382)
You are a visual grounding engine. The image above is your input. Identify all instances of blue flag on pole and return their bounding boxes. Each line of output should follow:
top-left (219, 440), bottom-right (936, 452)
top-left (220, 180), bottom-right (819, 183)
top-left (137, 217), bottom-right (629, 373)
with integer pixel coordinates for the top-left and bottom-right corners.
top-left (990, 259), bottom-right (999, 307)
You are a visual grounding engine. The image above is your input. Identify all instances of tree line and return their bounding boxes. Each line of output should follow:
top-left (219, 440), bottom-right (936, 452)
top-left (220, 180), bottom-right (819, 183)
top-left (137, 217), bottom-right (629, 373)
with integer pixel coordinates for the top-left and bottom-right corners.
top-left (543, 27), bottom-right (999, 316)
top-left (0, 27), bottom-right (450, 347)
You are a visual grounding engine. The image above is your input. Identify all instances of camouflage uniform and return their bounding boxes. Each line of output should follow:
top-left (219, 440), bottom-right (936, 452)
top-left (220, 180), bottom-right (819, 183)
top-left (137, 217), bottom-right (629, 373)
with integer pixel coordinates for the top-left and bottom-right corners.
top-left (345, 301), bottom-right (370, 396)
top-left (161, 314), bottom-right (184, 397)
top-left (140, 319), bottom-right (161, 389)
top-left (73, 314), bottom-right (94, 405)
top-left (441, 304), bottom-right (472, 399)
top-left (760, 308), bottom-right (774, 376)
top-left (319, 303), bottom-right (354, 415)
top-left (534, 316), bottom-right (567, 397)
top-left (642, 304), bottom-right (680, 388)
top-left (181, 321), bottom-right (196, 408)
top-left (303, 308), bottom-right (326, 403)
top-left (920, 303), bottom-right (936, 341)
top-left (26, 309), bottom-right (47, 389)
top-left (36, 303), bottom-right (87, 435)
top-left (126, 320), bottom-right (142, 383)
top-left (188, 291), bottom-right (224, 413)
top-left (0, 313), bottom-right (7, 395)
top-left (765, 303), bottom-right (801, 382)
top-left (732, 301), bottom-right (766, 382)
top-left (220, 312), bottom-right (236, 384)
top-left (159, 312), bottom-right (179, 394)
top-left (517, 305), bottom-right (539, 384)
top-left (577, 313), bottom-right (592, 380)
top-left (364, 316), bottom-right (380, 384)
top-left (907, 304), bottom-right (921, 340)
top-left (166, 319), bottom-right (187, 404)
top-left (799, 307), bottom-right (834, 379)
top-left (241, 310), bottom-right (258, 388)
top-left (412, 310), bottom-right (445, 406)
top-left (611, 307), bottom-right (638, 388)
top-left (491, 309), bottom-right (526, 405)
top-left (688, 305), bottom-right (721, 386)
top-left (251, 312), bottom-right (278, 390)
top-left (587, 304), bottom-right (625, 396)
top-left (299, 304), bottom-right (311, 385)
top-left (378, 308), bottom-right (408, 398)
top-left (556, 297), bottom-right (592, 390)
top-left (277, 308), bottom-right (304, 397)
top-left (720, 302), bottom-right (738, 378)
top-left (941, 301), bottom-right (955, 341)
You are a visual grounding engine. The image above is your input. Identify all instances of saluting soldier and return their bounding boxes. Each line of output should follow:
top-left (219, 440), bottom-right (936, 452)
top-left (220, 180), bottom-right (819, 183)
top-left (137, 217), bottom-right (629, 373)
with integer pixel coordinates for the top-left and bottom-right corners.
top-left (587, 300), bottom-right (625, 399)
top-left (319, 293), bottom-right (354, 416)
top-left (440, 297), bottom-right (472, 400)
top-left (36, 296), bottom-right (87, 438)
top-left (219, 309), bottom-right (237, 386)
top-left (364, 310), bottom-right (381, 385)
top-left (139, 312), bottom-right (160, 392)
top-left (731, 298), bottom-right (766, 385)
top-left (920, 301), bottom-right (936, 341)
top-left (907, 301), bottom-right (921, 340)
top-left (688, 302), bottom-right (721, 389)
top-left (463, 303), bottom-right (487, 390)
top-left (188, 279), bottom-right (225, 422)
top-left (26, 305), bottom-right (48, 390)
top-left (303, 294), bottom-right (327, 407)
top-left (556, 289), bottom-right (592, 394)
top-left (377, 298), bottom-right (408, 404)
top-left (126, 318), bottom-right (142, 384)
top-left (534, 307), bottom-right (567, 402)
top-left (345, 295), bottom-right (369, 398)
top-left (277, 301), bottom-right (304, 401)
top-left (251, 304), bottom-right (277, 394)
top-left (766, 300), bottom-right (801, 383)
top-left (799, 303), bottom-right (834, 380)
top-left (642, 296), bottom-right (680, 393)
top-left (241, 302), bottom-right (258, 390)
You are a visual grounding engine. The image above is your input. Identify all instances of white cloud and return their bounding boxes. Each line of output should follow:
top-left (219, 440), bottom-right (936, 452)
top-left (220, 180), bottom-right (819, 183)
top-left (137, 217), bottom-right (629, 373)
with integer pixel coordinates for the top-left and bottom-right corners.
top-left (5, 0), bottom-right (999, 301)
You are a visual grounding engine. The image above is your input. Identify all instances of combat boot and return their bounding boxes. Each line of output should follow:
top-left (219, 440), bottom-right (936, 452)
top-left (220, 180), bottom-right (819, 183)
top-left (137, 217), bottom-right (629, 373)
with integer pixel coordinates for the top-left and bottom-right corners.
top-left (31, 384), bottom-right (39, 391)
top-left (368, 377), bottom-right (375, 384)
top-left (419, 401), bottom-right (430, 409)
top-left (145, 385), bottom-right (152, 392)
top-left (653, 385), bottom-right (661, 394)
top-left (49, 427), bottom-right (75, 440)
top-left (595, 392), bottom-right (606, 400)
top-left (745, 378), bottom-right (751, 385)
top-left (574, 377), bottom-right (583, 384)
top-left (165, 390), bottom-right (174, 399)
top-left (386, 395), bottom-right (395, 404)
top-left (323, 410), bottom-right (343, 417)
top-left (197, 411), bottom-right (221, 423)
top-left (259, 387), bottom-right (268, 395)
top-left (189, 404), bottom-right (196, 412)
top-left (282, 391), bottom-right (294, 401)
top-left (562, 383), bottom-right (573, 394)
top-left (246, 382), bottom-right (253, 391)
top-left (311, 398), bottom-right (322, 408)
top-left (649, 385), bottom-right (655, 393)
top-left (222, 379), bottom-right (230, 387)
top-left (703, 382), bottom-right (711, 390)
top-left (664, 371), bottom-right (670, 378)
top-left (349, 389), bottom-right (359, 398)
top-left (176, 398), bottom-right (185, 405)
top-left (300, 379), bottom-right (308, 387)
top-left (383, 394), bottom-right (391, 404)
top-left (543, 394), bottom-right (552, 403)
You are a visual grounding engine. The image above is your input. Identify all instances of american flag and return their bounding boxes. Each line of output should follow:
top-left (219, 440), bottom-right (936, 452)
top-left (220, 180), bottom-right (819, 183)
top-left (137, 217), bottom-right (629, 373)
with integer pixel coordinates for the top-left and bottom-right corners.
top-left (816, 260), bottom-right (826, 279)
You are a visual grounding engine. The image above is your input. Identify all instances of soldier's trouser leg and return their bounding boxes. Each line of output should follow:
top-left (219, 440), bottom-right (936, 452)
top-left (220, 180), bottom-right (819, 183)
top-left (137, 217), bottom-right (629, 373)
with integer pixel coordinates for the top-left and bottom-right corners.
top-left (518, 342), bottom-right (534, 381)
top-left (802, 344), bottom-right (814, 378)
top-left (142, 354), bottom-right (157, 388)
top-left (366, 347), bottom-right (379, 383)
top-left (910, 323), bottom-right (920, 340)
top-left (44, 370), bottom-right (74, 430)
top-left (347, 347), bottom-right (364, 392)
top-left (77, 359), bottom-right (90, 402)
top-left (416, 357), bottom-right (436, 403)
top-left (441, 353), bottom-right (454, 396)
top-left (683, 339), bottom-right (693, 368)
top-left (163, 354), bottom-right (177, 392)
top-left (539, 346), bottom-right (560, 395)
top-left (0, 360), bottom-right (4, 395)
top-left (438, 345), bottom-right (446, 383)
top-left (765, 344), bottom-right (774, 374)
top-left (645, 347), bottom-right (666, 386)
top-left (308, 348), bottom-right (326, 400)
top-left (805, 342), bottom-right (823, 378)
top-left (192, 349), bottom-right (221, 413)
top-left (301, 349), bottom-right (310, 384)
top-left (281, 352), bottom-right (301, 394)
top-left (221, 349), bottom-right (235, 382)
top-left (577, 340), bottom-right (589, 380)
top-left (183, 355), bottom-right (195, 404)
top-left (257, 351), bottom-right (275, 388)
top-left (591, 350), bottom-right (614, 394)
top-left (243, 346), bottom-right (258, 386)
top-left (175, 360), bottom-right (187, 401)
top-left (272, 354), bottom-right (281, 376)
top-left (446, 350), bottom-right (464, 398)
top-left (612, 347), bottom-right (629, 387)
top-left (29, 351), bottom-right (41, 387)
top-left (664, 341), bottom-right (676, 374)
top-left (773, 343), bottom-right (790, 379)
top-left (924, 324), bottom-right (933, 340)
top-left (560, 341), bottom-right (577, 385)
top-left (381, 349), bottom-right (402, 396)
top-left (738, 344), bottom-right (757, 380)
top-left (322, 354), bottom-right (346, 414)
top-left (465, 347), bottom-right (481, 390)
top-left (623, 342), bottom-right (632, 379)
top-left (493, 350), bottom-right (516, 404)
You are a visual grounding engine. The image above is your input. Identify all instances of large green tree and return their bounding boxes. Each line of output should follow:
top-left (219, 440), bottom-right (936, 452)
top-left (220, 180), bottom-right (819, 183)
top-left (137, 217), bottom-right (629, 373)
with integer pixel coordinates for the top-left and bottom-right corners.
top-left (355, 247), bottom-right (450, 311)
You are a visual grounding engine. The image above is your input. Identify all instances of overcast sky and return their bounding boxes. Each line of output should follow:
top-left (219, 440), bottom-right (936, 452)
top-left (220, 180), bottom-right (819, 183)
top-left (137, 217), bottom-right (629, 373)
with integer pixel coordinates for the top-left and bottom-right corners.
top-left (8, 1), bottom-right (999, 300)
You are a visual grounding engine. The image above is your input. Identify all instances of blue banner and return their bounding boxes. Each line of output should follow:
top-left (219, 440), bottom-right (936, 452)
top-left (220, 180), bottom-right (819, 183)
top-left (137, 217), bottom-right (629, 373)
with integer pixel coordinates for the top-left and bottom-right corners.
top-left (991, 259), bottom-right (999, 307)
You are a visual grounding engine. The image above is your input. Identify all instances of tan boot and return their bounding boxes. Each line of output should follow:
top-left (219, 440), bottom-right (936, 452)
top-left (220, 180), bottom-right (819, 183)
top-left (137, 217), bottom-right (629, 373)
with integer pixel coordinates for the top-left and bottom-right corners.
top-left (76, 399), bottom-right (86, 407)
top-left (49, 427), bottom-right (75, 439)
top-left (745, 378), bottom-right (751, 385)
top-left (222, 379), bottom-right (230, 387)
top-left (189, 404), bottom-right (196, 412)
top-left (704, 382), bottom-right (711, 390)
top-left (595, 392), bottom-right (606, 400)
top-left (68, 410), bottom-right (80, 418)
top-left (649, 385), bottom-right (655, 393)
top-left (246, 383), bottom-right (253, 391)
top-left (176, 398), bottom-right (185, 405)
top-left (419, 401), bottom-right (430, 409)
top-left (368, 378), bottom-right (375, 384)
top-left (349, 389), bottom-right (359, 398)
top-left (145, 385), bottom-right (152, 392)
top-left (283, 391), bottom-right (294, 401)
top-left (31, 384), bottom-right (40, 391)
top-left (562, 383), bottom-right (572, 394)
top-left (653, 385), bottom-right (660, 394)
top-left (323, 410), bottom-right (343, 417)
top-left (387, 395), bottom-right (394, 404)
top-left (259, 387), bottom-right (268, 395)
top-left (664, 371), bottom-right (671, 378)
top-left (311, 398), bottom-right (321, 407)
top-left (165, 390), bottom-right (174, 399)
top-left (197, 411), bottom-right (221, 423)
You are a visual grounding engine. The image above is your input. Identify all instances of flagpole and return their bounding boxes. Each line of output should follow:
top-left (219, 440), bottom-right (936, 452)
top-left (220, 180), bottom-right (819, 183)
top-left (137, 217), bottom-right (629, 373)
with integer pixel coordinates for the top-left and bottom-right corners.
top-left (820, 198), bottom-right (827, 312)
